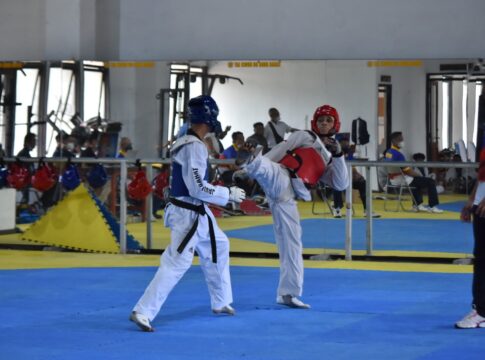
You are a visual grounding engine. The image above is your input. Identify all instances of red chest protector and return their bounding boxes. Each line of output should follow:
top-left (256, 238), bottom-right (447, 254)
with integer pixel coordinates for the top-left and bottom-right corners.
top-left (279, 147), bottom-right (326, 186)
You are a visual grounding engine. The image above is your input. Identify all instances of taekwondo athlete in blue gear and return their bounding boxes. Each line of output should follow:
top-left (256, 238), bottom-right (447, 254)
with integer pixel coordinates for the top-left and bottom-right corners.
top-left (130, 96), bottom-right (246, 332)
top-left (236, 105), bottom-right (349, 309)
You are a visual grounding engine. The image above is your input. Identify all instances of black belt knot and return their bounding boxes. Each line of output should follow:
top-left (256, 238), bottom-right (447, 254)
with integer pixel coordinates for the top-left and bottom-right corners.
top-left (169, 197), bottom-right (217, 263)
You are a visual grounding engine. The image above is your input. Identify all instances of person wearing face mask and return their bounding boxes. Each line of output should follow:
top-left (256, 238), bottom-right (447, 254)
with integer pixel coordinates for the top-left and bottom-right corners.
top-left (52, 133), bottom-right (77, 158)
top-left (117, 137), bottom-right (133, 158)
top-left (384, 131), bottom-right (443, 213)
top-left (236, 104), bottom-right (349, 309)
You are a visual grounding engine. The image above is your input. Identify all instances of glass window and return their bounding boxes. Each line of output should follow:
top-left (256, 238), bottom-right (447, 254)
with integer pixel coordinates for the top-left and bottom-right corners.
top-left (84, 69), bottom-right (105, 121)
top-left (15, 68), bottom-right (40, 156)
top-left (46, 68), bottom-right (75, 156)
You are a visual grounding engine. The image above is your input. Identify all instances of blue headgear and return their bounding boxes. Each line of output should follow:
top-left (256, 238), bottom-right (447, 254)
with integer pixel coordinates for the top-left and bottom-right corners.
top-left (61, 163), bottom-right (81, 190)
top-left (87, 164), bottom-right (108, 189)
top-left (187, 95), bottom-right (222, 133)
top-left (0, 167), bottom-right (7, 189)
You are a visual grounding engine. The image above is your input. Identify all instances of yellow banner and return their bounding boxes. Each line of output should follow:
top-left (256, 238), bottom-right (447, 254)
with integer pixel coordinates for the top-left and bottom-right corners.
top-left (0, 62), bottom-right (23, 69)
top-left (105, 61), bottom-right (155, 68)
top-left (228, 61), bottom-right (281, 68)
top-left (367, 60), bottom-right (423, 67)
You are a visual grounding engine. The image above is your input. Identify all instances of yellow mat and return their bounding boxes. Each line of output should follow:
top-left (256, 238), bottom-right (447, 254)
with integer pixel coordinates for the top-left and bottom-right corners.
top-left (0, 249), bottom-right (472, 274)
top-left (22, 185), bottom-right (120, 253)
top-left (0, 193), bottom-right (467, 257)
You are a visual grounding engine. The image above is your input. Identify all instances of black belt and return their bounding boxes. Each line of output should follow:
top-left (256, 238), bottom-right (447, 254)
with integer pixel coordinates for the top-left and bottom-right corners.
top-left (169, 197), bottom-right (217, 263)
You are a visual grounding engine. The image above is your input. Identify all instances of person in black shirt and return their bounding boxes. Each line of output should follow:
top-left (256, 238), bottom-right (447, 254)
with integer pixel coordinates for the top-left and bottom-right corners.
top-left (16, 133), bottom-right (37, 205)
top-left (16, 133), bottom-right (37, 158)
top-left (81, 133), bottom-right (99, 158)
top-left (247, 122), bottom-right (269, 154)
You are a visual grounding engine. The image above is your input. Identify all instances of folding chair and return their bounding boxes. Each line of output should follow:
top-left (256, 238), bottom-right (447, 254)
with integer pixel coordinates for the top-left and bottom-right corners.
top-left (311, 183), bottom-right (333, 215)
top-left (383, 166), bottom-right (416, 212)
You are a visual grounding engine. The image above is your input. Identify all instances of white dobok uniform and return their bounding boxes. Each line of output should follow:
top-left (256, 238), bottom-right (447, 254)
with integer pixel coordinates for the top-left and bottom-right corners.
top-left (245, 130), bottom-right (349, 297)
top-left (133, 134), bottom-right (233, 321)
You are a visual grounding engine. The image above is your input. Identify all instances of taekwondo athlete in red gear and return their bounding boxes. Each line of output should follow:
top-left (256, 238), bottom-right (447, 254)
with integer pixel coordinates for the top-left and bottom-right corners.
top-left (237, 104), bottom-right (349, 309)
top-left (130, 96), bottom-right (246, 332)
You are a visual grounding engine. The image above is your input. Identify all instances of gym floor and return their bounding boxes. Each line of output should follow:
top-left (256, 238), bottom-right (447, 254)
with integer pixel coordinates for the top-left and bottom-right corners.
top-left (1, 194), bottom-right (483, 360)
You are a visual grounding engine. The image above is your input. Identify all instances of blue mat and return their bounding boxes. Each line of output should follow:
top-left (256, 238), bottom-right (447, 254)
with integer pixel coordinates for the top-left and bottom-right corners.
top-left (1, 266), bottom-right (484, 360)
top-left (439, 201), bottom-right (467, 213)
top-left (226, 219), bottom-right (474, 253)
top-left (90, 193), bottom-right (143, 250)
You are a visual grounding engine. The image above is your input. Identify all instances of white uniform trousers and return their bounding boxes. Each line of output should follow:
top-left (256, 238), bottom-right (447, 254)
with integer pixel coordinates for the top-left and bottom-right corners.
top-left (133, 203), bottom-right (233, 321)
top-left (245, 155), bottom-right (304, 297)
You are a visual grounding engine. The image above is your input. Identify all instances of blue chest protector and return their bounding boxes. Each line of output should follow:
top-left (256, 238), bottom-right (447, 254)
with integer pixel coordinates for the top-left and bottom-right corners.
top-left (170, 160), bottom-right (210, 197)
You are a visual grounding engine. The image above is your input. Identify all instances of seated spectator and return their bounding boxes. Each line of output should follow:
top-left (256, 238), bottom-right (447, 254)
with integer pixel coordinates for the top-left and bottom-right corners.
top-left (432, 149), bottom-right (453, 189)
top-left (384, 131), bottom-right (443, 213)
top-left (81, 132), bottom-right (99, 158)
top-left (204, 125), bottom-right (231, 159)
top-left (17, 133), bottom-right (37, 158)
top-left (331, 135), bottom-right (380, 218)
top-left (219, 132), bottom-right (255, 194)
top-left (219, 131), bottom-right (245, 185)
top-left (117, 137), bottom-right (134, 158)
top-left (222, 131), bottom-right (245, 160)
top-left (412, 152), bottom-right (427, 177)
top-left (413, 152), bottom-right (445, 194)
top-left (16, 133), bottom-right (37, 206)
top-left (52, 133), bottom-right (77, 158)
top-left (247, 122), bottom-right (269, 154)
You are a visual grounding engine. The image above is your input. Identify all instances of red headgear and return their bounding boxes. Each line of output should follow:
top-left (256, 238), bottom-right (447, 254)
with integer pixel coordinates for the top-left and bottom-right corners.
top-left (32, 162), bottom-right (57, 192)
top-left (311, 105), bottom-right (341, 136)
top-left (127, 169), bottom-right (152, 200)
top-left (7, 163), bottom-right (31, 190)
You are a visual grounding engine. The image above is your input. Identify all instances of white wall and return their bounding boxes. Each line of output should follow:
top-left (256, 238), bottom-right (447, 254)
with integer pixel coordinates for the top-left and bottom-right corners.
top-left (109, 62), bottom-right (170, 158)
top-left (324, 61), bottom-right (378, 159)
top-left (2, 0), bottom-right (485, 60)
top-left (209, 61), bottom-right (327, 146)
top-left (210, 60), bottom-right (378, 154)
top-left (119, 0), bottom-right (485, 60)
top-left (376, 66), bottom-right (427, 158)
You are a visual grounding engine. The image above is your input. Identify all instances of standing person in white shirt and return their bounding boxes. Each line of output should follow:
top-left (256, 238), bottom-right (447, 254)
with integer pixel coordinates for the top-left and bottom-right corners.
top-left (264, 108), bottom-right (296, 150)
top-left (237, 104), bottom-right (349, 309)
top-left (130, 95), bottom-right (246, 332)
top-left (456, 150), bottom-right (485, 329)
